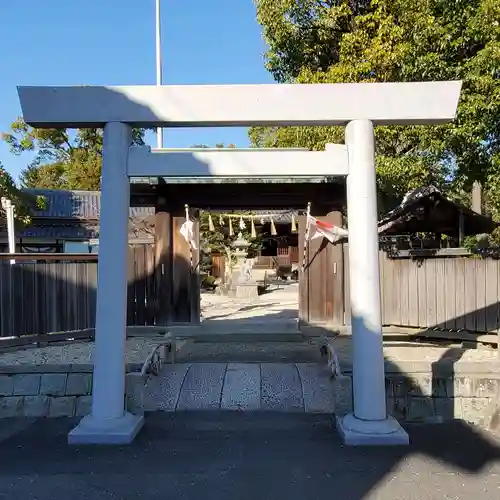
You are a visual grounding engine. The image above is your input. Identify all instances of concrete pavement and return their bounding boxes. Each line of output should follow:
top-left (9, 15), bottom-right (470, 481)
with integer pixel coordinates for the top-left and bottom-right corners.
top-left (1, 413), bottom-right (500, 500)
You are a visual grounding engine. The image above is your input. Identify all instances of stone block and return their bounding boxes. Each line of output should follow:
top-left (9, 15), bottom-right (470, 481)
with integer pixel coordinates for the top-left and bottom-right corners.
top-left (406, 397), bottom-right (435, 422)
top-left (176, 363), bottom-right (227, 411)
top-left (460, 397), bottom-right (492, 425)
top-left (0, 396), bottom-right (23, 417)
top-left (125, 376), bottom-right (145, 415)
top-left (49, 397), bottom-right (76, 417)
top-left (66, 373), bottom-right (92, 396)
top-left (296, 363), bottom-right (335, 414)
top-left (390, 376), bottom-right (411, 397)
top-left (221, 363), bottom-right (261, 411)
top-left (390, 375), bottom-right (431, 397)
top-left (433, 397), bottom-right (454, 421)
top-left (23, 395), bottom-right (50, 417)
top-left (0, 375), bottom-right (14, 396)
top-left (260, 363), bottom-right (303, 412)
top-left (431, 377), bottom-right (450, 398)
top-left (126, 391), bottom-right (144, 416)
top-left (12, 374), bottom-right (41, 396)
top-left (75, 396), bottom-right (92, 417)
top-left (453, 377), bottom-right (473, 397)
top-left (472, 378), bottom-right (499, 399)
top-left (40, 374), bottom-right (67, 396)
top-left (391, 397), bottom-right (409, 421)
top-left (410, 375), bottom-right (433, 397)
top-left (385, 377), bottom-right (395, 398)
top-left (333, 375), bottom-right (352, 416)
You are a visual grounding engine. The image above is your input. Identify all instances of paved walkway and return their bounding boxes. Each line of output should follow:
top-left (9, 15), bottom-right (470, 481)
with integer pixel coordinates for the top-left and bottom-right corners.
top-left (144, 362), bottom-right (335, 413)
top-left (1, 414), bottom-right (500, 500)
top-left (201, 282), bottom-right (299, 322)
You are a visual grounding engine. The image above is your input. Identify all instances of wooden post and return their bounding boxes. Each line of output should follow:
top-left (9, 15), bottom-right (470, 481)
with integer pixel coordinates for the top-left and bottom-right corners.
top-left (458, 209), bottom-right (465, 247)
top-left (298, 208), bottom-right (344, 327)
top-left (154, 194), bottom-right (172, 325)
top-left (171, 206), bottom-right (200, 323)
top-left (154, 196), bottom-right (200, 324)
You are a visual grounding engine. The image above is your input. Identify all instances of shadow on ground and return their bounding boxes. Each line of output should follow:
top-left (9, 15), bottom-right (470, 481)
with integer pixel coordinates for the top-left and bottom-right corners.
top-left (0, 413), bottom-right (499, 500)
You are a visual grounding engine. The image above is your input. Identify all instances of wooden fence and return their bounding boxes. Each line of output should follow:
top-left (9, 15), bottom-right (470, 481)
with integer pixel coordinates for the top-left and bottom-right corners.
top-left (0, 245), bottom-right (158, 340)
top-left (343, 246), bottom-right (500, 334)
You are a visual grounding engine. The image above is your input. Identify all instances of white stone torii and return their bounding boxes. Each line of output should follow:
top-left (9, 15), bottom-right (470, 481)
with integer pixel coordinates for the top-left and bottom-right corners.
top-left (17, 81), bottom-right (462, 446)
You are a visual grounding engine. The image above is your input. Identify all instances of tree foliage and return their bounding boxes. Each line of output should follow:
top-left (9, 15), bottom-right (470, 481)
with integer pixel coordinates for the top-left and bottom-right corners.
top-left (0, 161), bottom-right (44, 223)
top-left (252, 0), bottom-right (500, 215)
top-left (2, 118), bottom-right (147, 190)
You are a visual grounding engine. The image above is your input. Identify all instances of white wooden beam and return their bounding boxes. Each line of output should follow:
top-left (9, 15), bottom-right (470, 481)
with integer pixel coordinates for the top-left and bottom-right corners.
top-left (18, 81), bottom-right (462, 128)
top-left (126, 145), bottom-right (349, 178)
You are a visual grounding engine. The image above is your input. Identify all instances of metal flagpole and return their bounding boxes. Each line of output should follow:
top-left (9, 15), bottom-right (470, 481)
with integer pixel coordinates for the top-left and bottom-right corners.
top-left (301, 202), bottom-right (312, 273)
top-left (1, 197), bottom-right (16, 265)
top-left (155, 0), bottom-right (163, 148)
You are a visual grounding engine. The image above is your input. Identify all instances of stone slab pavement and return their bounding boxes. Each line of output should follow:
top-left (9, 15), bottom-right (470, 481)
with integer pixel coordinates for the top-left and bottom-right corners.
top-left (1, 413), bottom-right (500, 500)
top-left (143, 362), bottom-right (336, 413)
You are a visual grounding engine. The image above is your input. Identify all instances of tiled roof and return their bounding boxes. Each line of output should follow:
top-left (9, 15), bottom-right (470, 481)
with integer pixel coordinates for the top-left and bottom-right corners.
top-left (24, 188), bottom-right (154, 219)
top-left (19, 223), bottom-right (99, 239)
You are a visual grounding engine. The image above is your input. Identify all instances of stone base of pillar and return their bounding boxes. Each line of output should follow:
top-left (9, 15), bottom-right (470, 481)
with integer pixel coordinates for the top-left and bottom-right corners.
top-left (68, 412), bottom-right (144, 445)
top-left (335, 413), bottom-right (409, 446)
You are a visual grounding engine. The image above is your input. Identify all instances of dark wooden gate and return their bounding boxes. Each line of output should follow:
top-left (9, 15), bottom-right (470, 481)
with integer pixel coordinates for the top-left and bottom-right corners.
top-left (298, 212), bottom-right (344, 326)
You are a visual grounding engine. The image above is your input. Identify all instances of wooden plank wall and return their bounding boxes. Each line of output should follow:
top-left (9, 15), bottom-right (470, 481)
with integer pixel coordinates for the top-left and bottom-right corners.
top-left (0, 245), bottom-right (159, 338)
top-left (298, 212), bottom-right (344, 326)
top-left (343, 245), bottom-right (500, 333)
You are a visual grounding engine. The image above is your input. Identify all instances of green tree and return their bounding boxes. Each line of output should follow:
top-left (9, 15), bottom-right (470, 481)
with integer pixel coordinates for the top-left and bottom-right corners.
top-left (254, 0), bottom-right (372, 83)
top-left (252, 0), bottom-right (500, 215)
top-left (0, 161), bottom-right (44, 223)
top-left (2, 118), bottom-right (148, 190)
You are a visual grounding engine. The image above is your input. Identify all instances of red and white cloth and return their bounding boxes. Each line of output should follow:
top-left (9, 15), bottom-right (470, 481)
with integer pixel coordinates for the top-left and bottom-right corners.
top-left (180, 219), bottom-right (197, 250)
top-left (306, 214), bottom-right (348, 244)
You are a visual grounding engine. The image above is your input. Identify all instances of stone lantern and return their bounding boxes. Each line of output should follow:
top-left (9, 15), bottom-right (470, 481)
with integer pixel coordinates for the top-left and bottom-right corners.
top-left (229, 232), bottom-right (258, 298)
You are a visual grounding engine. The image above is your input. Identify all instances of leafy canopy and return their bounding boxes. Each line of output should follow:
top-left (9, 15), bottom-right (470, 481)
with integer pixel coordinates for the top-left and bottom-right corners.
top-left (0, 161), bottom-right (44, 223)
top-left (252, 0), bottom-right (500, 215)
top-left (2, 118), bottom-right (147, 190)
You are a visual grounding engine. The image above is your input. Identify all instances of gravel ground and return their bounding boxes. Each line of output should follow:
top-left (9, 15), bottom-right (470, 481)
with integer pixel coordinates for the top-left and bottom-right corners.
top-left (0, 414), bottom-right (500, 500)
top-left (0, 338), bottom-right (158, 366)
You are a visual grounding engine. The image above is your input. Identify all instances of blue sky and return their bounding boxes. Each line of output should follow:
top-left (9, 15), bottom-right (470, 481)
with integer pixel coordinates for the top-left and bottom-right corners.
top-left (0, 0), bottom-right (274, 180)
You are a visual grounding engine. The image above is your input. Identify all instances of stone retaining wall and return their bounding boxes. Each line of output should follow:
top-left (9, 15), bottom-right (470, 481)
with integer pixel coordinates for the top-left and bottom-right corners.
top-left (334, 359), bottom-right (500, 429)
top-left (0, 363), bottom-right (143, 418)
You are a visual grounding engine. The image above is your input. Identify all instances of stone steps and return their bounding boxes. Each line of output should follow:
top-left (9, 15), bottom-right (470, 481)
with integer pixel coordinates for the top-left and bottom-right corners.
top-left (175, 341), bottom-right (324, 363)
top-left (143, 362), bottom-right (336, 414)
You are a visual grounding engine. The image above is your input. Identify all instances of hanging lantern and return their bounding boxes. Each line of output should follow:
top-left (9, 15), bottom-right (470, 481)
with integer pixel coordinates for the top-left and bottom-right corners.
top-left (291, 213), bottom-right (297, 233)
top-left (270, 217), bottom-right (277, 236)
top-left (219, 214), bottom-right (225, 226)
top-left (208, 214), bottom-right (215, 232)
top-left (251, 216), bottom-right (257, 238)
top-left (239, 216), bottom-right (246, 230)
top-left (229, 217), bottom-right (234, 236)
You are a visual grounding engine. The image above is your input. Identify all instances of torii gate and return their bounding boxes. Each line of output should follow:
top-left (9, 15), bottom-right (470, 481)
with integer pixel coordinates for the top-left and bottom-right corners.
top-left (17, 81), bottom-right (461, 446)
